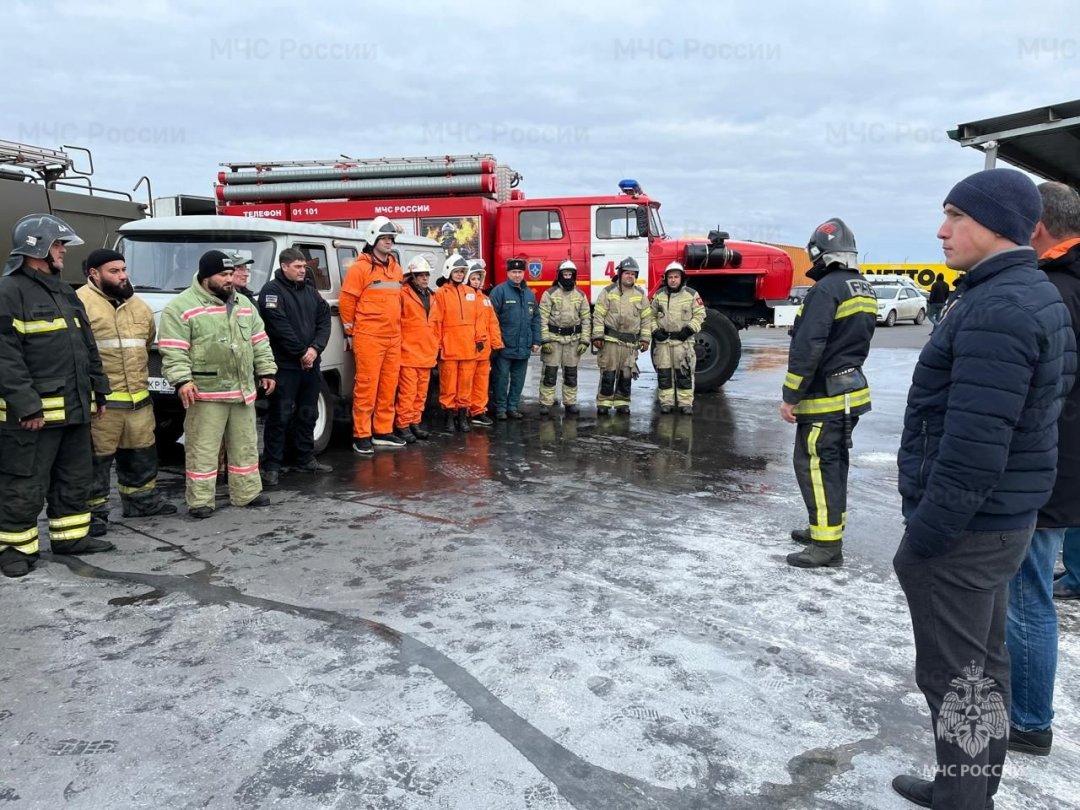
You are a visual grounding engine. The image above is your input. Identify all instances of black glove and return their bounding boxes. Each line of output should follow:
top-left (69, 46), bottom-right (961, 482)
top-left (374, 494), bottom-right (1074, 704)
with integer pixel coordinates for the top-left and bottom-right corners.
top-left (95, 392), bottom-right (110, 409)
top-left (675, 326), bottom-right (695, 341)
top-left (652, 328), bottom-right (670, 342)
top-left (475, 341), bottom-right (485, 352)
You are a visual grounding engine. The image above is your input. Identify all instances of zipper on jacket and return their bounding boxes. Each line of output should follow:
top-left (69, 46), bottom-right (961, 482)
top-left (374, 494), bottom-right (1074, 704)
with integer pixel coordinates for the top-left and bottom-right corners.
top-left (919, 419), bottom-right (928, 487)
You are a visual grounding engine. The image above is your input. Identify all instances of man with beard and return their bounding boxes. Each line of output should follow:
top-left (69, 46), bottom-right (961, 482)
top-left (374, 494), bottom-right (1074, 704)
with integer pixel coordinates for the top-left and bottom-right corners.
top-left (77, 249), bottom-right (177, 537)
top-left (0, 215), bottom-right (114, 578)
top-left (158, 250), bottom-right (277, 518)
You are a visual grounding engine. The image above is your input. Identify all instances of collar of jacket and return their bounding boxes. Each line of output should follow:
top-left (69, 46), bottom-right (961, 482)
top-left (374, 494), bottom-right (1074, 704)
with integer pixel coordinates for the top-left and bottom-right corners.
top-left (1040, 236), bottom-right (1080, 262)
top-left (1040, 240), bottom-right (1080, 277)
top-left (84, 277), bottom-right (125, 307)
top-left (11, 261), bottom-right (70, 290)
top-left (956, 246), bottom-right (1037, 291)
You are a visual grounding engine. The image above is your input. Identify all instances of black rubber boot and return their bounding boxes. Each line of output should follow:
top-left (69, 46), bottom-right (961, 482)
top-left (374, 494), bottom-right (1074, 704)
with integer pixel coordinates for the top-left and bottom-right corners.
top-left (457, 408), bottom-right (472, 432)
top-left (1, 548), bottom-right (38, 578)
top-left (790, 528), bottom-right (811, 545)
top-left (88, 514), bottom-right (109, 537)
top-left (410, 423), bottom-right (431, 441)
top-left (443, 409), bottom-right (457, 431)
top-left (787, 540), bottom-right (843, 568)
top-left (52, 536), bottom-right (116, 555)
top-left (122, 497), bottom-right (179, 518)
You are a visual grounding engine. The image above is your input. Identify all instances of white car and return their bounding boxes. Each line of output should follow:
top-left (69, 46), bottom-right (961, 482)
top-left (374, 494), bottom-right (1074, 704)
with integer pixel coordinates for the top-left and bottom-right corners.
top-left (874, 284), bottom-right (927, 327)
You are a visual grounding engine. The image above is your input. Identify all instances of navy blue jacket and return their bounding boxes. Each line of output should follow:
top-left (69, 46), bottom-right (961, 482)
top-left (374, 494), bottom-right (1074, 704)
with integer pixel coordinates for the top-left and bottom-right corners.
top-left (489, 280), bottom-right (541, 359)
top-left (897, 247), bottom-right (1076, 556)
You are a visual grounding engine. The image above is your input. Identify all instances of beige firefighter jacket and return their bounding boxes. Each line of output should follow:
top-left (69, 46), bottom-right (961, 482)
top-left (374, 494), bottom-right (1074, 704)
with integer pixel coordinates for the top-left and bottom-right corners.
top-left (77, 282), bottom-right (155, 410)
top-left (540, 285), bottom-right (591, 344)
top-left (650, 285), bottom-right (706, 337)
top-left (591, 282), bottom-right (654, 346)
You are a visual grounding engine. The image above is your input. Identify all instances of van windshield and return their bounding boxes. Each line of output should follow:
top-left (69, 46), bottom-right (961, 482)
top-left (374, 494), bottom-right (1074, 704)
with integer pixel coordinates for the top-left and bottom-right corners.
top-left (116, 235), bottom-right (277, 292)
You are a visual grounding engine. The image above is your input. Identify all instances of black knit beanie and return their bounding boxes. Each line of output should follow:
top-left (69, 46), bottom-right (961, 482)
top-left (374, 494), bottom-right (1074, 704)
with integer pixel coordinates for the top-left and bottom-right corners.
top-left (943, 168), bottom-right (1042, 246)
top-left (83, 248), bottom-right (125, 275)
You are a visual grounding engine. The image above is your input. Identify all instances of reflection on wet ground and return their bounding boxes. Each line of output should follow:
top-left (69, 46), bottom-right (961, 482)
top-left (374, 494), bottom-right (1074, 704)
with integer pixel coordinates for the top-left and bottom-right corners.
top-left (2, 334), bottom-right (1076, 809)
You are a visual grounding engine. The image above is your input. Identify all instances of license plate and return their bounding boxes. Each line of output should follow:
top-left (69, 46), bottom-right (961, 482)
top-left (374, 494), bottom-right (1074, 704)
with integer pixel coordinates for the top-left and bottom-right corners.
top-left (148, 376), bottom-right (175, 394)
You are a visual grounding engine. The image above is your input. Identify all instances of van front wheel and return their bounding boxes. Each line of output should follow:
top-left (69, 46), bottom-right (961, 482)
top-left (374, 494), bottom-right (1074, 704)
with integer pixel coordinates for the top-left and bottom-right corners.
top-left (314, 378), bottom-right (336, 454)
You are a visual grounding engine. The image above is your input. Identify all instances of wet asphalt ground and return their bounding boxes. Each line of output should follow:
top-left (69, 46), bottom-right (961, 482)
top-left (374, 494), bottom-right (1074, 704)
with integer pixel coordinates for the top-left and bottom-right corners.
top-left (2, 322), bottom-right (1077, 809)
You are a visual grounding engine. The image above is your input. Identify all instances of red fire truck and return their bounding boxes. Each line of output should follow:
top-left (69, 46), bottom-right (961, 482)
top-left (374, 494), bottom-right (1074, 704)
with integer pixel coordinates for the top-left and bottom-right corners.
top-left (214, 154), bottom-right (793, 389)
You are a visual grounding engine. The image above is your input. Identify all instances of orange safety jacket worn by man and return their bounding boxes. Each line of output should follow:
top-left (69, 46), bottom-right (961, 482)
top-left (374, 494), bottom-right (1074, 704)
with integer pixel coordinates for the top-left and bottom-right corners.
top-left (470, 288), bottom-right (503, 418)
top-left (433, 278), bottom-right (480, 411)
top-left (340, 251), bottom-right (403, 439)
top-left (395, 280), bottom-right (441, 433)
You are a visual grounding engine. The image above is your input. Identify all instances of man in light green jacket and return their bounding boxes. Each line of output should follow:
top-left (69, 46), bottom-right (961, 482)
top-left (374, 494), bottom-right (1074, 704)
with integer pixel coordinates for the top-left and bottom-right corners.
top-left (159, 251), bottom-right (277, 518)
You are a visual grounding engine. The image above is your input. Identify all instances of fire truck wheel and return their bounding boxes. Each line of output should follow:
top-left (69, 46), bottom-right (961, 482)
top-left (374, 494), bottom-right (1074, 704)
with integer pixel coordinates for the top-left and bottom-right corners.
top-left (694, 309), bottom-right (742, 391)
top-left (313, 378), bottom-right (336, 454)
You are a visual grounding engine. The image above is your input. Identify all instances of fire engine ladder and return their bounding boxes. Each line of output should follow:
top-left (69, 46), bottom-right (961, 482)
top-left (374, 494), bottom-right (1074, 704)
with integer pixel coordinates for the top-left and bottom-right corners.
top-left (219, 153), bottom-right (499, 171)
top-left (0, 140), bottom-right (74, 178)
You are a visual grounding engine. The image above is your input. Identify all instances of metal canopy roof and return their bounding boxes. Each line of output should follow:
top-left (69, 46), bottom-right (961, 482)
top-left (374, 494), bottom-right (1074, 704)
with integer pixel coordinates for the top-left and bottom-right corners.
top-left (948, 100), bottom-right (1080, 189)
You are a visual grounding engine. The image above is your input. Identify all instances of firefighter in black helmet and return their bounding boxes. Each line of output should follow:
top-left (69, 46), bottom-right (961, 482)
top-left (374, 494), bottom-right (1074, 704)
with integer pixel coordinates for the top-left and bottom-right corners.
top-left (591, 256), bottom-right (654, 414)
top-left (781, 218), bottom-right (875, 569)
top-left (0, 215), bottom-right (115, 578)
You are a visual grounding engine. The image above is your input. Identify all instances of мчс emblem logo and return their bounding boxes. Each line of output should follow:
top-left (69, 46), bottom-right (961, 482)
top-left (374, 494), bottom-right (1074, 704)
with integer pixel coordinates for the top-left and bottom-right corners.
top-left (936, 660), bottom-right (1008, 758)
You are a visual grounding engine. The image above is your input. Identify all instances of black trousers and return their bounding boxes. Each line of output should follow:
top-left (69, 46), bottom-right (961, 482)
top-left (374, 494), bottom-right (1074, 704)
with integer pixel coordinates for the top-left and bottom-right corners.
top-left (792, 418), bottom-right (855, 543)
top-left (894, 527), bottom-right (1033, 809)
top-left (262, 366), bottom-right (321, 469)
top-left (0, 424), bottom-right (93, 554)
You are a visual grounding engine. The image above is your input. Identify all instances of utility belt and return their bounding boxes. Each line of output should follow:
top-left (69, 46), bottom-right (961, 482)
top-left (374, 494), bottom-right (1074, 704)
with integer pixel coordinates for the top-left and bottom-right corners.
top-left (548, 323), bottom-right (582, 337)
top-left (825, 366), bottom-right (866, 449)
top-left (604, 327), bottom-right (639, 344)
top-left (824, 366), bottom-right (866, 396)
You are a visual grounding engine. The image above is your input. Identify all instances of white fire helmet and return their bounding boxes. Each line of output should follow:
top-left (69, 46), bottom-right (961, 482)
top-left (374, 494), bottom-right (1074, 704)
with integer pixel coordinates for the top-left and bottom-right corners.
top-left (445, 253), bottom-right (470, 281)
top-left (365, 216), bottom-right (398, 247)
top-left (404, 254), bottom-right (433, 277)
top-left (467, 259), bottom-right (486, 286)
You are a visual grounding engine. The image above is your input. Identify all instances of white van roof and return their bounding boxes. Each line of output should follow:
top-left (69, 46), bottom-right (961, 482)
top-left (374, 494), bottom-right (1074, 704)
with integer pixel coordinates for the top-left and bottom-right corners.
top-left (118, 215), bottom-right (441, 248)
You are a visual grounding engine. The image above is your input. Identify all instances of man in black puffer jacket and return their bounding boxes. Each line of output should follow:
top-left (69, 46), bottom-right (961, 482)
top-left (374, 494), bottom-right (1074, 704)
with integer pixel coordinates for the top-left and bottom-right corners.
top-left (891, 169), bottom-right (1076, 810)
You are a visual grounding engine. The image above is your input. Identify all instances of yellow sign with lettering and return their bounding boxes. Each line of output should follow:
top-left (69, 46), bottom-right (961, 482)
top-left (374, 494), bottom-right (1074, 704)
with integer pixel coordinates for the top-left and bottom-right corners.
top-left (859, 263), bottom-right (960, 291)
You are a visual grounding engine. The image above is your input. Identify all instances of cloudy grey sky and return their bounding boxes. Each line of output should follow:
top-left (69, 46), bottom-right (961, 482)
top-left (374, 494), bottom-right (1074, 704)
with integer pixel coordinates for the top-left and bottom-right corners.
top-left (7, 0), bottom-right (1078, 260)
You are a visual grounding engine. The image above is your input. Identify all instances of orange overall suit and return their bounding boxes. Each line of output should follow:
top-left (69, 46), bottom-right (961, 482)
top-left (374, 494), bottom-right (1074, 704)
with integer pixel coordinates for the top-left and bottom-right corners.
top-left (340, 252), bottom-right (403, 439)
top-left (433, 280), bottom-right (480, 410)
top-left (395, 280), bottom-right (441, 431)
top-left (470, 289), bottom-right (503, 417)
